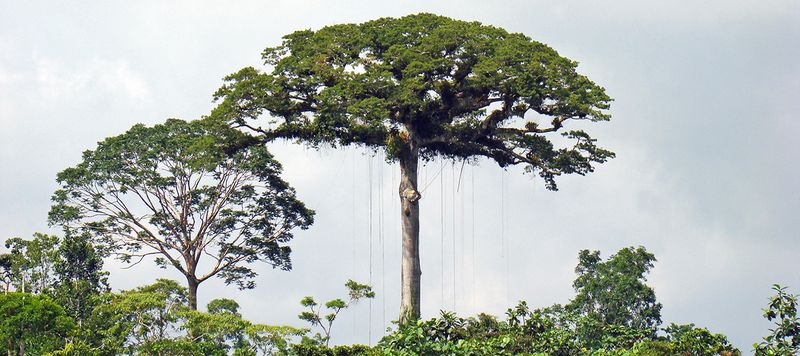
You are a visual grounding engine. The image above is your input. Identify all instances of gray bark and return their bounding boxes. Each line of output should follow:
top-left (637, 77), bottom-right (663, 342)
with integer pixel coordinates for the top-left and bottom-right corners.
top-left (398, 136), bottom-right (421, 324)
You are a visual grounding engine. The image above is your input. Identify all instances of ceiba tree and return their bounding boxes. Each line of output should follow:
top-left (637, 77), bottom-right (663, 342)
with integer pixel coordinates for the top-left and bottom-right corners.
top-left (50, 119), bottom-right (314, 309)
top-left (211, 13), bottom-right (613, 322)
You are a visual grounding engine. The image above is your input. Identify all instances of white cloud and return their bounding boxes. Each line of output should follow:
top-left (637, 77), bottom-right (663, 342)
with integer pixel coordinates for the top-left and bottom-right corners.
top-left (35, 56), bottom-right (149, 101)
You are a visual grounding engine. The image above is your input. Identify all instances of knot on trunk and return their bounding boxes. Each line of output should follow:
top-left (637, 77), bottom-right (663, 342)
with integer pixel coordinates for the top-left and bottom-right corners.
top-left (402, 188), bottom-right (421, 202)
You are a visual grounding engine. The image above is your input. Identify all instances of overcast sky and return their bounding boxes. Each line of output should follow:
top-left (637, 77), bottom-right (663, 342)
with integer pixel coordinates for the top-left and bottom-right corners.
top-left (1, 0), bottom-right (798, 350)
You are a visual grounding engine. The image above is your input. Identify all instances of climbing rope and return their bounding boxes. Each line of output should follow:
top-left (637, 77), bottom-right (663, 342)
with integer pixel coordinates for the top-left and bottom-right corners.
top-left (500, 170), bottom-right (508, 306)
top-left (351, 149), bottom-right (357, 335)
top-left (452, 161), bottom-right (457, 311)
top-left (368, 153), bottom-right (373, 345)
top-left (471, 165), bottom-right (476, 314)
top-left (440, 160), bottom-right (445, 308)
top-left (379, 154), bottom-right (386, 334)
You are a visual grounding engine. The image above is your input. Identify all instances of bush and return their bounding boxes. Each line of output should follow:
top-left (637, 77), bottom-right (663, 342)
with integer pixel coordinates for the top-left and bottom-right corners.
top-left (291, 343), bottom-right (378, 355)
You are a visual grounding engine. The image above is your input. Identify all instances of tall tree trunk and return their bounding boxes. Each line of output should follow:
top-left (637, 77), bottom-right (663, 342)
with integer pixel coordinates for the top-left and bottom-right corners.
top-left (398, 138), bottom-right (421, 324)
top-left (187, 276), bottom-right (199, 310)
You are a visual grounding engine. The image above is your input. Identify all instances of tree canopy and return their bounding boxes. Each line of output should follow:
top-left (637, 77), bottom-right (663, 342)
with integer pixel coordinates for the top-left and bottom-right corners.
top-left (212, 13), bottom-right (613, 189)
top-left (0, 293), bottom-right (74, 356)
top-left (211, 13), bottom-right (614, 322)
top-left (567, 246), bottom-right (662, 331)
top-left (49, 119), bottom-right (314, 309)
top-left (3, 233), bottom-right (60, 294)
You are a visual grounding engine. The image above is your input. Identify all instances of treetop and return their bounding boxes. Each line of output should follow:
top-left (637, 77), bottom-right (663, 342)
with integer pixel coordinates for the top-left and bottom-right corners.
top-left (212, 13), bottom-right (614, 189)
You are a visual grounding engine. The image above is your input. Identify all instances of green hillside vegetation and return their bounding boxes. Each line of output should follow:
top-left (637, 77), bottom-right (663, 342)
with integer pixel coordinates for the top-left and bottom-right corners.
top-left (3, 234), bottom-right (798, 355)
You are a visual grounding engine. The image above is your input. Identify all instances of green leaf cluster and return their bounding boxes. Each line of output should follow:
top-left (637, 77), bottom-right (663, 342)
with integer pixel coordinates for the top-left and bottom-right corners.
top-left (212, 13), bottom-right (614, 190)
top-left (298, 280), bottom-right (375, 346)
top-left (51, 279), bottom-right (305, 355)
top-left (1, 232), bottom-right (109, 336)
top-left (0, 293), bottom-right (75, 355)
top-left (567, 247), bottom-right (662, 334)
top-left (378, 304), bottom-right (738, 355)
top-left (754, 284), bottom-right (800, 355)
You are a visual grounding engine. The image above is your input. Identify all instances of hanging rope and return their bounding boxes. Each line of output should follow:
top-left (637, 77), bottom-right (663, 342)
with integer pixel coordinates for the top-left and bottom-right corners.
top-left (392, 163), bottom-right (400, 324)
top-left (500, 171), bottom-right (505, 259)
top-left (505, 171), bottom-right (511, 306)
top-left (420, 161), bottom-right (446, 194)
top-left (452, 161), bottom-right (457, 311)
top-left (440, 160), bottom-right (445, 308)
top-left (351, 148), bottom-right (357, 335)
top-left (424, 161), bottom-right (428, 193)
top-left (453, 159), bottom-right (467, 312)
top-left (368, 153), bottom-right (373, 345)
top-left (459, 162), bottom-right (465, 313)
top-left (471, 165), bottom-right (476, 315)
top-left (500, 170), bottom-right (507, 306)
top-left (456, 159), bottom-right (466, 191)
top-left (379, 154), bottom-right (386, 334)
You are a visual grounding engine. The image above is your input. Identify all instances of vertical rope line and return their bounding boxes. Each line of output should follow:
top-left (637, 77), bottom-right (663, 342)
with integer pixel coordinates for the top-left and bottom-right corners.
top-left (368, 153), bottom-right (373, 345)
top-left (391, 162), bottom-right (397, 299)
top-left (500, 170), bottom-right (507, 306)
top-left (459, 162), bottom-right (465, 313)
top-left (505, 171), bottom-right (511, 306)
top-left (440, 160), bottom-right (445, 308)
top-left (352, 149), bottom-right (356, 277)
top-left (500, 171), bottom-right (505, 259)
top-left (471, 165), bottom-right (476, 314)
top-left (352, 149), bottom-right (357, 334)
top-left (452, 161), bottom-right (457, 311)
top-left (379, 154), bottom-right (385, 333)
top-left (424, 162), bottom-right (428, 193)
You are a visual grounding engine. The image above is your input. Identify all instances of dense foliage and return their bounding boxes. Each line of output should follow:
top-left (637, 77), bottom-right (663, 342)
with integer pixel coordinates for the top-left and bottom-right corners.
top-left (49, 119), bottom-right (314, 309)
top-left (0, 293), bottom-right (74, 356)
top-left (377, 308), bottom-right (738, 355)
top-left (3, 234), bottom-right (793, 355)
top-left (212, 13), bottom-right (613, 178)
top-left (567, 247), bottom-right (662, 333)
top-left (754, 284), bottom-right (800, 355)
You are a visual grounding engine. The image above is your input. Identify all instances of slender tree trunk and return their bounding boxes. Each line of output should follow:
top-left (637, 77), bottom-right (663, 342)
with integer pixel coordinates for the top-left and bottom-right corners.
top-left (187, 276), bottom-right (199, 310)
top-left (398, 137), bottom-right (421, 324)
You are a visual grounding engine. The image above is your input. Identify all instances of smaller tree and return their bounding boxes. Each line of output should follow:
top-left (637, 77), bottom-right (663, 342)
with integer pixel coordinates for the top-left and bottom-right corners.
top-left (89, 279), bottom-right (188, 354)
top-left (0, 254), bottom-right (12, 293)
top-left (567, 246), bottom-right (662, 332)
top-left (181, 298), bottom-right (306, 355)
top-left (3, 233), bottom-right (60, 294)
top-left (207, 298), bottom-right (242, 316)
top-left (298, 280), bottom-right (375, 346)
top-left (659, 323), bottom-right (738, 355)
top-left (755, 284), bottom-right (800, 355)
top-left (52, 232), bottom-right (110, 328)
top-left (50, 119), bottom-right (314, 309)
top-left (80, 281), bottom-right (305, 355)
top-left (0, 292), bottom-right (75, 356)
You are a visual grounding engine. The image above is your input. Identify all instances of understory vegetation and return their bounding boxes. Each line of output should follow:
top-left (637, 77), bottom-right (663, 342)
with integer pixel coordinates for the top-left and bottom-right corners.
top-left (2, 234), bottom-right (797, 355)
